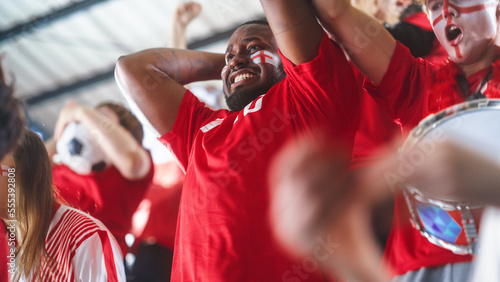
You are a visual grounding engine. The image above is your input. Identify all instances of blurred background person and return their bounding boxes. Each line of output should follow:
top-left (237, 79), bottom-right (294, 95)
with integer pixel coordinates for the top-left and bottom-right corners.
top-left (170, 1), bottom-right (201, 49)
top-left (2, 128), bottom-right (125, 281)
top-left (45, 101), bottom-right (154, 269)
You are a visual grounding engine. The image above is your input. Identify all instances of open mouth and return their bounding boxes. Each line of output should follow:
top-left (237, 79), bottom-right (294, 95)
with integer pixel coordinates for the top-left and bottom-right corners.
top-left (233, 73), bottom-right (256, 83)
top-left (445, 25), bottom-right (463, 46)
top-left (230, 70), bottom-right (257, 87)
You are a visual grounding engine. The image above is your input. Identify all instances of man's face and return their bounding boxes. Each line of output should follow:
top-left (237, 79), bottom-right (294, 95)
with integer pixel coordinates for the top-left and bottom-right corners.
top-left (427, 0), bottom-right (500, 64)
top-left (222, 24), bottom-right (286, 112)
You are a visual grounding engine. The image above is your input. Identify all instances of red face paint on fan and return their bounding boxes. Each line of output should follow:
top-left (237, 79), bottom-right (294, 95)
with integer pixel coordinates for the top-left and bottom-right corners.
top-left (250, 50), bottom-right (279, 67)
top-left (221, 65), bottom-right (229, 77)
top-left (427, 0), bottom-right (499, 64)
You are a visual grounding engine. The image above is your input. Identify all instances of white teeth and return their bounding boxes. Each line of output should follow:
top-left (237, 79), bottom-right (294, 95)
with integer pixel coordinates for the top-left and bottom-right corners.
top-left (450, 26), bottom-right (458, 31)
top-left (234, 73), bottom-right (255, 83)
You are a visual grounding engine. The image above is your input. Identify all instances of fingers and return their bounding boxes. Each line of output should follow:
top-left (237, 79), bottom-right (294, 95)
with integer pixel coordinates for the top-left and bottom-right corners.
top-left (176, 2), bottom-right (202, 25)
top-left (360, 138), bottom-right (403, 202)
top-left (269, 136), bottom-right (352, 257)
top-left (365, 140), bottom-right (500, 204)
top-left (185, 2), bottom-right (201, 14)
top-left (431, 141), bottom-right (500, 205)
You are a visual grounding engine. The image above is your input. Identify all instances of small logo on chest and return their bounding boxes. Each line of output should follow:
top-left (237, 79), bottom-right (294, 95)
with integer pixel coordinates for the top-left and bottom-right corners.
top-left (200, 118), bottom-right (224, 133)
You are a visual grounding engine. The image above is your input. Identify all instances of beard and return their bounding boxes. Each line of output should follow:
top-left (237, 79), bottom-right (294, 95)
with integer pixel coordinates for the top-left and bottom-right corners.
top-left (225, 88), bottom-right (263, 112)
top-left (225, 66), bottom-right (286, 112)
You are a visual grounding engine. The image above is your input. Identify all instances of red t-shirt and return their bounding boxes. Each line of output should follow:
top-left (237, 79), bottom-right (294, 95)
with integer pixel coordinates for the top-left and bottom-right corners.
top-left (349, 59), bottom-right (402, 171)
top-left (351, 12), bottom-right (451, 170)
top-left (131, 162), bottom-right (184, 251)
top-left (52, 156), bottom-right (154, 256)
top-left (351, 84), bottom-right (401, 170)
top-left (375, 42), bottom-right (500, 276)
top-left (159, 33), bottom-right (361, 281)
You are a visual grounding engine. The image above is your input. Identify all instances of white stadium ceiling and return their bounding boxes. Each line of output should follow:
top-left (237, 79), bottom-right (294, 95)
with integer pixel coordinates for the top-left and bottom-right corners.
top-left (0, 0), bottom-right (265, 139)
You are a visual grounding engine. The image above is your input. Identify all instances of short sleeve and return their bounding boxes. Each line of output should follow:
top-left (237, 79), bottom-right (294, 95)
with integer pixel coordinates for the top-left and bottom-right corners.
top-left (72, 230), bottom-right (125, 282)
top-left (370, 41), bottom-right (433, 134)
top-left (278, 32), bottom-right (361, 136)
top-left (158, 90), bottom-right (228, 172)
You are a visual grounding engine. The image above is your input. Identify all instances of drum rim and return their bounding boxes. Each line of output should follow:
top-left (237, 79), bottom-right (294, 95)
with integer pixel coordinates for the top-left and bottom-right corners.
top-left (400, 99), bottom-right (500, 255)
top-left (403, 99), bottom-right (500, 153)
top-left (403, 189), bottom-right (476, 255)
top-left (402, 98), bottom-right (500, 205)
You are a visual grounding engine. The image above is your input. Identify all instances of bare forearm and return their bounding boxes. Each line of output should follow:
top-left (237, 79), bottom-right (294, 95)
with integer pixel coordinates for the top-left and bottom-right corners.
top-left (75, 107), bottom-right (150, 179)
top-left (118, 48), bottom-right (225, 85)
top-left (259, 0), bottom-right (323, 65)
top-left (171, 24), bottom-right (188, 49)
top-left (115, 49), bottom-right (225, 135)
top-left (313, 0), bottom-right (396, 84)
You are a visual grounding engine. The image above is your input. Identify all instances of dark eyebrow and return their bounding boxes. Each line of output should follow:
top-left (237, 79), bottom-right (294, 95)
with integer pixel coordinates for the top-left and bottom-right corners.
top-left (225, 37), bottom-right (264, 54)
top-left (241, 37), bottom-right (262, 44)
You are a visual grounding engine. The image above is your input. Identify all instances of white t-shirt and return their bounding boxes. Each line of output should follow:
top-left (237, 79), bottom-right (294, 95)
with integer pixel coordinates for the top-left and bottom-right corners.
top-left (18, 204), bottom-right (125, 282)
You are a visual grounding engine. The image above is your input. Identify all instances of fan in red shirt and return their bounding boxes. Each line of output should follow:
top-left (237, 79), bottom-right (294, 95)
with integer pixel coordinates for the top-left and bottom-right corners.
top-left (351, 0), bottom-right (448, 171)
top-left (45, 102), bottom-right (154, 257)
top-left (115, 0), bottom-right (362, 280)
top-left (277, 0), bottom-right (500, 280)
top-left (349, 0), bottom-right (449, 250)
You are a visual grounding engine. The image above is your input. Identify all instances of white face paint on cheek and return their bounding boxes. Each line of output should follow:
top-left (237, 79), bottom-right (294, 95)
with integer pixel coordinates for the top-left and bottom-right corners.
top-left (431, 0), bottom-right (498, 62)
top-left (221, 65), bottom-right (229, 77)
top-left (250, 50), bottom-right (279, 67)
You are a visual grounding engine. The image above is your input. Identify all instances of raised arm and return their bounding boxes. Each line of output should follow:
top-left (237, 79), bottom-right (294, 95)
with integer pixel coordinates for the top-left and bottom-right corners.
top-left (115, 49), bottom-right (225, 136)
top-left (259, 0), bottom-right (324, 65)
top-left (313, 0), bottom-right (397, 84)
top-left (170, 2), bottom-right (201, 49)
top-left (53, 103), bottom-right (151, 180)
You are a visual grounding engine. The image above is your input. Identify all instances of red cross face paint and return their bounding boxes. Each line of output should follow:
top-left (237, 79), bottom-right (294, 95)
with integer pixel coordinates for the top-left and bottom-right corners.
top-left (221, 65), bottom-right (229, 77)
top-left (428, 0), bottom-right (499, 64)
top-left (250, 50), bottom-right (280, 67)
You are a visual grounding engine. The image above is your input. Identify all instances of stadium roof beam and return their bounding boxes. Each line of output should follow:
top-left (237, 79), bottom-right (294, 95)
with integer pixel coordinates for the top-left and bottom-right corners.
top-left (0, 0), bottom-right (112, 44)
top-left (24, 17), bottom-right (266, 106)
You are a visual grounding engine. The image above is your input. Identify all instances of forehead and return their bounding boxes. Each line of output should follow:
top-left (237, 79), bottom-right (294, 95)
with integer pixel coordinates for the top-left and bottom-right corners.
top-left (226, 24), bottom-right (275, 52)
top-left (426, 0), bottom-right (496, 5)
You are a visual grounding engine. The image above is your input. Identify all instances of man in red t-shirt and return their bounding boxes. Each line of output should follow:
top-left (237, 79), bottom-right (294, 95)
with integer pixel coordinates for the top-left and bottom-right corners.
top-left (115, 0), bottom-right (361, 280)
top-left (298, 0), bottom-right (500, 280)
top-left (45, 102), bottom-right (154, 257)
